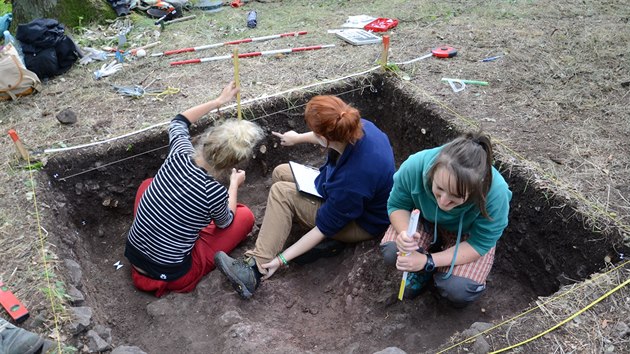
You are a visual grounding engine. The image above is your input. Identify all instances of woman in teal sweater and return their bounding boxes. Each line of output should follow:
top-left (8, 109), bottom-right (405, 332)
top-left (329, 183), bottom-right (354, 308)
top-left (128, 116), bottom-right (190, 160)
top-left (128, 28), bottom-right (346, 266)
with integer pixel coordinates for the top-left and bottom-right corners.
top-left (381, 132), bottom-right (512, 306)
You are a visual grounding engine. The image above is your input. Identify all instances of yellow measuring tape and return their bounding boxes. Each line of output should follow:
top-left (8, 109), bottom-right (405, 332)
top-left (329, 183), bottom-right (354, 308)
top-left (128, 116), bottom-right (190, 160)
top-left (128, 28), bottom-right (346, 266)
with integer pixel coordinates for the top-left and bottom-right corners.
top-left (436, 260), bottom-right (629, 353)
top-left (25, 153), bottom-right (63, 353)
top-left (491, 277), bottom-right (629, 353)
top-left (384, 70), bottom-right (630, 352)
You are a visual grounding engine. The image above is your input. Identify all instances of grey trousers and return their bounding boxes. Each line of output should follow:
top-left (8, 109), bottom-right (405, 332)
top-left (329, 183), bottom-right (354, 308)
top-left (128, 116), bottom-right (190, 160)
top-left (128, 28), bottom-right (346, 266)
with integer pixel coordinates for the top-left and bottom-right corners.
top-left (380, 241), bottom-right (486, 306)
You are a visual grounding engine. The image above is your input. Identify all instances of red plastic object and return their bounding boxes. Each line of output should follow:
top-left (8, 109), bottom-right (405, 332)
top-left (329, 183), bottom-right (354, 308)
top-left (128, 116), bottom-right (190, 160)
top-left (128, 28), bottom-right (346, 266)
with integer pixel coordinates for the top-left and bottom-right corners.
top-left (231, 0), bottom-right (246, 7)
top-left (0, 281), bottom-right (29, 324)
top-left (364, 18), bottom-right (398, 32)
top-left (8, 129), bottom-right (19, 142)
top-left (431, 46), bottom-right (458, 58)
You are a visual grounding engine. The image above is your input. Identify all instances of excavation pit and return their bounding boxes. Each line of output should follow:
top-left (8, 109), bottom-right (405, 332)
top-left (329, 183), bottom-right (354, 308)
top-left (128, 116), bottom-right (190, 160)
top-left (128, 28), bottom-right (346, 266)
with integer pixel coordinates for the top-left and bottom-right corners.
top-left (43, 75), bottom-right (624, 353)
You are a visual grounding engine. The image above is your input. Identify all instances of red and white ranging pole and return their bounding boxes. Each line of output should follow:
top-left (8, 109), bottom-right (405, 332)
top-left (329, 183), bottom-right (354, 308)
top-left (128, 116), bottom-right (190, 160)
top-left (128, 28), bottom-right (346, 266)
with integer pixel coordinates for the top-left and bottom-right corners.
top-left (152, 31), bottom-right (309, 57)
top-left (170, 44), bottom-right (335, 66)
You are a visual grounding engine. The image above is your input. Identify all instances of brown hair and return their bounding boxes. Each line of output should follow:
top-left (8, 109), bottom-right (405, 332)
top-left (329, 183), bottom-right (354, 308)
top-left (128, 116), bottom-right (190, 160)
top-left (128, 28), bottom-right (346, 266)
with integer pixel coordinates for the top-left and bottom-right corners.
top-left (427, 132), bottom-right (494, 218)
top-left (304, 95), bottom-right (363, 144)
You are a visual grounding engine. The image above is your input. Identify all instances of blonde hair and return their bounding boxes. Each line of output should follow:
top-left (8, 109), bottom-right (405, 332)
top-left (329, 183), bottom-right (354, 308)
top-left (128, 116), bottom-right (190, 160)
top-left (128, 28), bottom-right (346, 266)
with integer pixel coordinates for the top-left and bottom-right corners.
top-left (197, 119), bottom-right (264, 171)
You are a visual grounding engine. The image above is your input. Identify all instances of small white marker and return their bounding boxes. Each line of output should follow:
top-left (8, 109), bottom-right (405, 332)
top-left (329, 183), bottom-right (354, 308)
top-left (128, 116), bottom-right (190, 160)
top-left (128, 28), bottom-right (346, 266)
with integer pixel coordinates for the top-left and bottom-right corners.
top-left (114, 261), bottom-right (123, 270)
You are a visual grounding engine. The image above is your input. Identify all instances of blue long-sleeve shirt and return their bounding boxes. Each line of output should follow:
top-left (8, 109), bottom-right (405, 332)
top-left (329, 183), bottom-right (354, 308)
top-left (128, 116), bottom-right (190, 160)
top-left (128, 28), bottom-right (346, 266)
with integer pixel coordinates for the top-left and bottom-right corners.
top-left (315, 119), bottom-right (395, 237)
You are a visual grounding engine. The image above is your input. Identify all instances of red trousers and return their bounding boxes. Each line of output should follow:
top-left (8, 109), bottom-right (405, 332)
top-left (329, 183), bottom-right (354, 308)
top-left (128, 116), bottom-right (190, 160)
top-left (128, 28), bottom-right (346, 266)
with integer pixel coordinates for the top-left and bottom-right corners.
top-left (130, 178), bottom-right (254, 297)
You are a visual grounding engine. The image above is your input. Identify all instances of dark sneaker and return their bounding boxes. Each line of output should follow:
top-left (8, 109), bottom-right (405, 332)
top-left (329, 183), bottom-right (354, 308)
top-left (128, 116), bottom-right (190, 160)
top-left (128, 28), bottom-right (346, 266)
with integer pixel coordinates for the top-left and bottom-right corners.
top-left (214, 251), bottom-right (261, 299)
top-left (293, 238), bottom-right (346, 265)
top-left (0, 318), bottom-right (45, 354)
top-left (403, 271), bottom-right (434, 300)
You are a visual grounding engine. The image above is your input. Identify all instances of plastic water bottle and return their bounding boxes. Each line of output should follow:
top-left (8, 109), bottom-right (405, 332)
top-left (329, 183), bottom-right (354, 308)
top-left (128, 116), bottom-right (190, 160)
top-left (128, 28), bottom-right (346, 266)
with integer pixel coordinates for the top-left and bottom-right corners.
top-left (3, 30), bottom-right (14, 46)
top-left (247, 11), bottom-right (257, 28)
top-left (3, 30), bottom-right (24, 65)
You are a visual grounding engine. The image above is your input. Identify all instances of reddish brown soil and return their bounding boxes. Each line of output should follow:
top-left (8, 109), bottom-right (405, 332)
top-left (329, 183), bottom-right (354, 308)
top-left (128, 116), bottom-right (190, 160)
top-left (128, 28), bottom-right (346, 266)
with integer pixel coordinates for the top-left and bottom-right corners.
top-left (40, 76), bottom-right (626, 353)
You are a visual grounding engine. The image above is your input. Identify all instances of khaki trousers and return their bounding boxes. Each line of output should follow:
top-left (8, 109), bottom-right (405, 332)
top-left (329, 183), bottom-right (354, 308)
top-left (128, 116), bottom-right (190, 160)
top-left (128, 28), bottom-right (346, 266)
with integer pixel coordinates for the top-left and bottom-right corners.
top-left (245, 163), bottom-right (373, 268)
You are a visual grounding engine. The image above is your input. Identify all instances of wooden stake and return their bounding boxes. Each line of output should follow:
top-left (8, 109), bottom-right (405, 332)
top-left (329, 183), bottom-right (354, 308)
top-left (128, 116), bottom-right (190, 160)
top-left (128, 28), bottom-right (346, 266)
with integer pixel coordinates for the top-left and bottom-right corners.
top-left (7, 129), bottom-right (29, 161)
top-left (380, 35), bottom-right (390, 71)
top-left (164, 15), bottom-right (196, 25)
top-left (129, 41), bottom-right (161, 56)
top-left (233, 47), bottom-right (242, 120)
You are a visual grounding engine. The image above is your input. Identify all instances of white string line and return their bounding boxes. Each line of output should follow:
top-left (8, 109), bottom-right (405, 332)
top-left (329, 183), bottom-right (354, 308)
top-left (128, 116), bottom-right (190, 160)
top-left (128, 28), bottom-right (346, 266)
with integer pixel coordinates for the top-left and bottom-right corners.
top-left (249, 85), bottom-right (371, 123)
top-left (44, 51), bottom-right (427, 155)
top-left (42, 54), bottom-right (422, 154)
top-left (56, 145), bottom-right (169, 181)
top-left (53, 85), bottom-right (371, 181)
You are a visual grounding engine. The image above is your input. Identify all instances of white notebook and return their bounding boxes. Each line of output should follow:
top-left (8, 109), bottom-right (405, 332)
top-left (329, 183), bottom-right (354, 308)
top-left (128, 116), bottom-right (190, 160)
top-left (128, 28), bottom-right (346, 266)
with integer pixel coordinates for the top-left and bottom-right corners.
top-left (289, 161), bottom-right (323, 199)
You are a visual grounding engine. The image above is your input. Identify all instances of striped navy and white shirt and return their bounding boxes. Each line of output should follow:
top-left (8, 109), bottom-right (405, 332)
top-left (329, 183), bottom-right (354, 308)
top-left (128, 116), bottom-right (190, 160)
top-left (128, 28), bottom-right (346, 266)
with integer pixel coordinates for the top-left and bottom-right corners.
top-left (125, 115), bottom-right (233, 281)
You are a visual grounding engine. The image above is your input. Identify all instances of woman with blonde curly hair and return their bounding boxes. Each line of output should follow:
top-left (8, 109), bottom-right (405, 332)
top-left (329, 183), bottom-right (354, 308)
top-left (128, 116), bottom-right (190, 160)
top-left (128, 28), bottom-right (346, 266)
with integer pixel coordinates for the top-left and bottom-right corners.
top-left (215, 95), bottom-right (396, 299)
top-left (125, 81), bottom-right (264, 297)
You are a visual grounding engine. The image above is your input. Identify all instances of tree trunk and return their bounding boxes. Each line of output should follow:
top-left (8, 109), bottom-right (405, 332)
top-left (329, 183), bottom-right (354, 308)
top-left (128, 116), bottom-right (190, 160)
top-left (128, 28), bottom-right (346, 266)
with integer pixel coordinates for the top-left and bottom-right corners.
top-left (12, 0), bottom-right (116, 29)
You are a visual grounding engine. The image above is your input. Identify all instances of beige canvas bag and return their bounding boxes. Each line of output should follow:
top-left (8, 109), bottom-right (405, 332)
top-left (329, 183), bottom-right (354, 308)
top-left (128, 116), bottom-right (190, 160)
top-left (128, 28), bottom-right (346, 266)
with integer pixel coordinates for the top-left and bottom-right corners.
top-left (0, 43), bottom-right (41, 101)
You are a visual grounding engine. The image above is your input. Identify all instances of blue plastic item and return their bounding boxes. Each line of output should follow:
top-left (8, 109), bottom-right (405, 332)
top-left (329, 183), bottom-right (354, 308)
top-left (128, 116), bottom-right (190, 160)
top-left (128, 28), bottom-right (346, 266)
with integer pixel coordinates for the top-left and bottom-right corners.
top-left (0, 13), bottom-right (11, 33)
top-left (247, 11), bottom-right (257, 28)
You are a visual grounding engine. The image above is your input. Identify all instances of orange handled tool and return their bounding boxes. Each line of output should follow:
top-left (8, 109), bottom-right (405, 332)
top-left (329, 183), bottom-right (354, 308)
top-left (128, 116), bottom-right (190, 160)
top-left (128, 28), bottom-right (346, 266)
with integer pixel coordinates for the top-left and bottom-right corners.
top-left (0, 281), bottom-right (30, 323)
top-left (155, 0), bottom-right (174, 10)
top-left (8, 129), bottom-right (29, 161)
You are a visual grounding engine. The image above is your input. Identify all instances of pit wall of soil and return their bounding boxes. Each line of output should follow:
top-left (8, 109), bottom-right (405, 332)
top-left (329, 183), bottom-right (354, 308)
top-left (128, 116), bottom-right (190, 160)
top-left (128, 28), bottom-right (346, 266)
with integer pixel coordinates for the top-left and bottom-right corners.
top-left (340, 76), bottom-right (628, 294)
top-left (40, 73), bottom-right (628, 352)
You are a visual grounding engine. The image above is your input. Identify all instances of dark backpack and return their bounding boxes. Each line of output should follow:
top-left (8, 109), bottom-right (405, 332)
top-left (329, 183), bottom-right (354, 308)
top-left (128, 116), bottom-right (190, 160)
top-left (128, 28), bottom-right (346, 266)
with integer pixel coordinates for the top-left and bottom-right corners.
top-left (16, 18), bottom-right (82, 79)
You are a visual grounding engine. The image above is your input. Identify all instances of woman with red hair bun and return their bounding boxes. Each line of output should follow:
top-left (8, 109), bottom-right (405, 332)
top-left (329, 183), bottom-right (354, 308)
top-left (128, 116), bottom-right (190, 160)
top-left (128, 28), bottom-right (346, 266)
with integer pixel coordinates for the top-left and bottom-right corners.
top-left (215, 95), bottom-right (396, 299)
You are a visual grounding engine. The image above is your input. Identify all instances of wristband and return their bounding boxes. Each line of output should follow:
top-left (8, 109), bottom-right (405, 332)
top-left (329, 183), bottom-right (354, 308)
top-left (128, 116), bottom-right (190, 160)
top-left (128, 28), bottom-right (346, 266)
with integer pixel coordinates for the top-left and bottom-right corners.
top-left (278, 253), bottom-right (289, 267)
